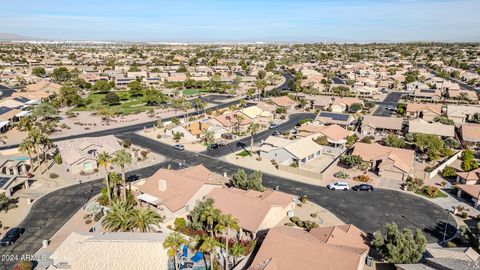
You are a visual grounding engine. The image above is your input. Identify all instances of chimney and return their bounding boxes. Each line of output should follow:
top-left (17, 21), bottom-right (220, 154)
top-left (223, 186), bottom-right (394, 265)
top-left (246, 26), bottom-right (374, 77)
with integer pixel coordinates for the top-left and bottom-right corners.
top-left (158, 179), bottom-right (167, 192)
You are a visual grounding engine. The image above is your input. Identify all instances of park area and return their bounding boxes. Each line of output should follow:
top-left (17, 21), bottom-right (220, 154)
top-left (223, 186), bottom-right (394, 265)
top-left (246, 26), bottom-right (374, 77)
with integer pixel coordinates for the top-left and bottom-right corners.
top-left (72, 91), bottom-right (158, 115)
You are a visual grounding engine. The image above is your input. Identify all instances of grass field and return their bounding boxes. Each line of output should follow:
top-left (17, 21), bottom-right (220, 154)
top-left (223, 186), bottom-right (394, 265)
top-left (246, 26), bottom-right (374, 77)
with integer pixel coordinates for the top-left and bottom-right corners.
top-left (415, 189), bottom-right (448, 199)
top-left (182, 88), bottom-right (208, 96)
top-left (73, 91), bottom-right (153, 114)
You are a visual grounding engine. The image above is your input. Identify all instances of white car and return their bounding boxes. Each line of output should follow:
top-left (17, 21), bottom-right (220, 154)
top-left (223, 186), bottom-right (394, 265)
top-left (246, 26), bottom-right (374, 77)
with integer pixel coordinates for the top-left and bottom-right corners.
top-left (327, 182), bottom-right (350, 191)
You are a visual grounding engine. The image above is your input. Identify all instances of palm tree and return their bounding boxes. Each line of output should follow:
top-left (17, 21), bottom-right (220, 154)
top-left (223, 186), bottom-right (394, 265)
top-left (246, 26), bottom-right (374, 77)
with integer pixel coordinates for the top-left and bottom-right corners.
top-left (112, 149), bottom-right (132, 200)
top-left (97, 151), bottom-right (112, 205)
top-left (239, 99), bottom-right (246, 108)
top-left (163, 232), bottom-right (187, 270)
top-left (247, 122), bottom-right (261, 154)
top-left (230, 242), bottom-right (245, 267)
top-left (134, 207), bottom-right (164, 232)
top-left (39, 135), bottom-right (53, 173)
top-left (200, 205), bottom-right (220, 238)
top-left (102, 200), bottom-right (136, 232)
top-left (199, 235), bottom-right (218, 270)
top-left (0, 135), bottom-right (7, 145)
top-left (203, 130), bottom-right (215, 145)
top-left (27, 128), bottom-right (43, 167)
top-left (19, 139), bottom-right (35, 172)
top-left (108, 172), bottom-right (123, 199)
top-left (216, 214), bottom-right (240, 270)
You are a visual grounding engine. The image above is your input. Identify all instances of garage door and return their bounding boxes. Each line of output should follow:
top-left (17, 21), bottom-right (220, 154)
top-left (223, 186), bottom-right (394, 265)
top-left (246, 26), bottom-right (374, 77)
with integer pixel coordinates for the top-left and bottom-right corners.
top-left (382, 170), bottom-right (404, 181)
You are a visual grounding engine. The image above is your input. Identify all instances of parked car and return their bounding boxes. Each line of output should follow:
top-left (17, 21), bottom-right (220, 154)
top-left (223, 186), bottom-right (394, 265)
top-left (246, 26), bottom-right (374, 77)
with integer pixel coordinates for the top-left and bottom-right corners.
top-left (0, 227), bottom-right (25, 246)
top-left (221, 133), bottom-right (234, 140)
top-left (126, 174), bottom-right (139, 182)
top-left (269, 123), bottom-right (279, 129)
top-left (272, 131), bottom-right (281, 136)
top-left (327, 182), bottom-right (350, 191)
top-left (173, 144), bottom-right (185, 151)
top-left (386, 106), bottom-right (395, 111)
top-left (236, 141), bottom-right (247, 148)
top-left (207, 143), bottom-right (223, 151)
top-left (352, 184), bottom-right (374, 191)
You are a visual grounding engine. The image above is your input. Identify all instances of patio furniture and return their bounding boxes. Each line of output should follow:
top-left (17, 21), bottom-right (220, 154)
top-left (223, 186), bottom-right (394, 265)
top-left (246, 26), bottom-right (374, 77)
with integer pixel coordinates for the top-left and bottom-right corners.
top-left (190, 251), bottom-right (204, 263)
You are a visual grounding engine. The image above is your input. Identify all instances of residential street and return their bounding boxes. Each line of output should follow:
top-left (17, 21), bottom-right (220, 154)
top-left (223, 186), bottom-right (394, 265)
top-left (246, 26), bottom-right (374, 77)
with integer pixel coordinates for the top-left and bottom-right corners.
top-left (373, 91), bottom-right (405, 116)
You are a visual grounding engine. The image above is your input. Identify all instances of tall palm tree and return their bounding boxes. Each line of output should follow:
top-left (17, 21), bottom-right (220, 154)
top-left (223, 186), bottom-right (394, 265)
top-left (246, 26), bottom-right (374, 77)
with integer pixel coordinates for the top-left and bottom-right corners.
top-left (19, 139), bottom-right (35, 172)
top-left (134, 207), bottom-right (164, 232)
top-left (163, 232), bottom-right (187, 270)
top-left (102, 200), bottom-right (136, 232)
top-left (230, 242), bottom-right (245, 267)
top-left (27, 128), bottom-right (43, 167)
top-left (216, 214), bottom-right (240, 270)
top-left (247, 122), bottom-right (261, 154)
top-left (200, 205), bottom-right (220, 238)
top-left (112, 149), bottom-right (132, 201)
top-left (97, 151), bottom-right (112, 205)
top-left (39, 135), bottom-right (53, 173)
top-left (199, 235), bottom-right (218, 270)
top-left (108, 172), bottom-right (123, 199)
top-left (239, 99), bottom-right (246, 108)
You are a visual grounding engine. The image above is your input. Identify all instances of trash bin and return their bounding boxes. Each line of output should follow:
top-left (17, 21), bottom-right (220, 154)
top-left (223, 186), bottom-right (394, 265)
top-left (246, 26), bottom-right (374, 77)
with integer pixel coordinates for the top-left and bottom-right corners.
top-left (366, 256), bottom-right (373, 267)
top-left (42, 239), bottom-right (49, 248)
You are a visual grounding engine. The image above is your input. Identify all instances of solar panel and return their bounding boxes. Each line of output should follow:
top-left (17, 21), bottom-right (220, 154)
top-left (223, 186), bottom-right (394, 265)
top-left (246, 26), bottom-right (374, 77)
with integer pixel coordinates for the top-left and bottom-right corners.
top-left (420, 89), bottom-right (436, 93)
top-left (14, 97), bottom-right (30, 103)
top-left (0, 106), bottom-right (12, 114)
top-left (0, 176), bottom-right (11, 188)
top-left (319, 111), bottom-right (350, 122)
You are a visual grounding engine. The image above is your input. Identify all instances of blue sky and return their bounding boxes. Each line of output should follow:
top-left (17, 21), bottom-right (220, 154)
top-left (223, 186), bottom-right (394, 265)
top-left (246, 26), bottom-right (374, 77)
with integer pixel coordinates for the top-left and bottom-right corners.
top-left (0, 0), bottom-right (479, 42)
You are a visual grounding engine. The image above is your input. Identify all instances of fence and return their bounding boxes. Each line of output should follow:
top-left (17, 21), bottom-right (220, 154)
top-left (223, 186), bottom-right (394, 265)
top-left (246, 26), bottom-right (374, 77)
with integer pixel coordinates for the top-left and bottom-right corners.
top-left (424, 150), bottom-right (463, 180)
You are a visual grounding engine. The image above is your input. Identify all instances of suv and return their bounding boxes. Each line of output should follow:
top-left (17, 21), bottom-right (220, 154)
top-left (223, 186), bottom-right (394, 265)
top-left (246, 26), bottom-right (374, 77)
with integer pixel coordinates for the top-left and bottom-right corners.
top-left (207, 143), bottom-right (223, 151)
top-left (173, 144), bottom-right (185, 151)
top-left (327, 182), bottom-right (350, 191)
top-left (269, 123), bottom-right (279, 129)
top-left (0, 227), bottom-right (25, 246)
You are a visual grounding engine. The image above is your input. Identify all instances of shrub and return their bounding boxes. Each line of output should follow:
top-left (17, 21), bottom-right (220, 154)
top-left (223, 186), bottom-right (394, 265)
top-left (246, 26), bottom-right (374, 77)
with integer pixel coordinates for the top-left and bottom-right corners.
top-left (140, 150), bottom-right (148, 159)
top-left (334, 171), bottom-right (350, 179)
top-left (49, 173), bottom-right (59, 179)
top-left (423, 186), bottom-right (439, 198)
top-left (353, 174), bottom-right (370, 182)
top-left (299, 195), bottom-right (308, 203)
top-left (446, 241), bottom-right (457, 248)
top-left (460, 212), bottom-right (468, 219)
top-left (406, 177), bottom-right (424, 192)
top-left (310, 212), bottom-right (318, 218)
top-left (174, 217), bottom-right (187, 230)
top-left (442, 166), bottom-right (456, 178)
top-left (85, 219), bottom-right (92, 224)
top-left (289, 216), bottom-right (300, 223)
top-left (13, 260), bottom-right (33, 270)
top-left (93, 211), bottom-right (103, 222)
top-left (54, 154), bottom-right (62, 165)
top-left (122, 138), bottom-right (132, 148)
top-left (284, 222), bottom-right (295, 227)
top-left (360, 136), bottom-right (374, 144)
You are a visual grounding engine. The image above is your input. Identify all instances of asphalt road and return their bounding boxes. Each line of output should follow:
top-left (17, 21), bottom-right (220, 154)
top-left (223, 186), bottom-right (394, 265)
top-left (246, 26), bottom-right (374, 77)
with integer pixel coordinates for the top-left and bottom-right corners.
top-left (204, 113), bottom-right (315, 157)
top-left (331, 77), bottom-right (345, 85)
top-left (124, 133), bottom-right (457, 244)
top-left (0, 84), bottom-right (14, 99)
top-left (372, 91), bottom-right (405, 117)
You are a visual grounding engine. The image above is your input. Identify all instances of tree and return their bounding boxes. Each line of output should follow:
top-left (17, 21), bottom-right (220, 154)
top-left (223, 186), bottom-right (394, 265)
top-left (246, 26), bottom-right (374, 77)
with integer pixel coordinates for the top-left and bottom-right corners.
top-left (128, 80), bottom-right (144, 97)
top-left (384, 135), bottom-right (405, 148)
top-left (33, 103), bottom-right (57, 120)
top-left (144, 88), bottom-right (166, 106)
top-left (255, 79), bottom-right (268, 98)
top-left (199, 235), bottom-right (218, 270)
top-left (32, 67), bottom-right (46, 77)
top-left (471, 113), bottom-right (480, 124)
top-left (349, 103), bottom-right (363, 113)
top-left (346, 134), bottom-right (358, 145)
top-left (12, 260), bottom-right (33, 270)
top-left (414, 134), bottom-right (444, 160)
top-left (176, 64), bottom-right (187, 73)
top-left (372, 222), bottom-right (427, 264)
top-left (257, 70), bottom-right (266, 80)
top-left (91, 80), bottom-right (112, 93)
top-left (102, 92), bottom-right (120, 106)
top-left (51, 67), bottom-right (71, 82)
top-left (0, 193), bottom-right (17, 212)
top-left (135, 207), bottom-right (164, 232)
top-left (19, 138), bottom-right (35, 171)
top-left (102, 200), bottom-right (136, 232)
top-left (163, 232), bottom-right (187, 270)
top-left (97, 151), bottom-right (112, 205)
top-left (58, 86), bottom-right (81, 106)
top-left (230, 242), bottom-right (246, 266)
top-left (247, 122), bottom-right (261, 153)
top-left (230, 169), bottom-right (265, 191)
top-left (459, 220), bottom-right (480, 251)
top-left (112, 149), bottom-right (132, 200)
top-left (461, 149), bottom-right (478, 172)
top-left (339, 155), bottom-right (364, 169)
top-left (444, 138), bottom-right (460, 149)
top-left (434, 116), bottom-right (454, 126)
top-left (203, 130), bottom-right (215, 145)
top-left (441, 166), bottom-right (457, 178)
top-left (315, 135), bottom-right (329, 145)
top-left (216, 214), bottom-right (240, 270)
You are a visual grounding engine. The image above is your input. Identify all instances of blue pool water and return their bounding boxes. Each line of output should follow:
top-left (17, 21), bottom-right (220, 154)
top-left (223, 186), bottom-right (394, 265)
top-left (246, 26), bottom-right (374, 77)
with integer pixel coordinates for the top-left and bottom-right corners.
top-left (10, 156), bottom-right (29, 161)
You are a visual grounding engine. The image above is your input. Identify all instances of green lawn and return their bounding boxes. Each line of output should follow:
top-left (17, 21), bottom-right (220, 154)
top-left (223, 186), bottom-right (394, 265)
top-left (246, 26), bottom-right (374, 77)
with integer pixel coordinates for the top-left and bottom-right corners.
top-left (182, 88), bottom-right (208, 96)
top-left (236, 150), bottom-right (250, 157)
top-left (415, 189), bottom-right (448, 199)
top-left (73, 91), bottom-right (153, 115)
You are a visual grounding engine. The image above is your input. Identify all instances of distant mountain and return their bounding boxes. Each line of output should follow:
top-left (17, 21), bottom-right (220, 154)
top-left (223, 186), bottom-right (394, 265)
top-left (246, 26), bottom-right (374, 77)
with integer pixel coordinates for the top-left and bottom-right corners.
top-left (0, 33), bottom-right (39, 41)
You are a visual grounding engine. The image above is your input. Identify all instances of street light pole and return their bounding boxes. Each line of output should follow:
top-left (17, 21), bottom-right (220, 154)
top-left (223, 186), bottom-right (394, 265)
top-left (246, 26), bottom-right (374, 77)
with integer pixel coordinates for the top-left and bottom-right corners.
top-left (442, 208), bottom-right (449, 244)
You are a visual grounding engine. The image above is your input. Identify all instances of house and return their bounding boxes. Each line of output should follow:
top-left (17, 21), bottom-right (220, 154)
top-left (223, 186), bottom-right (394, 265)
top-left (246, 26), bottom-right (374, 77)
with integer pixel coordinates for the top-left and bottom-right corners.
top-left (135, 165), bottom-right (226, 222)
top-left (303, 95), bottom-right (333, 110)
top-left (406, 103), bottom-right (443, 122)
top-left (456, 167), bottom-right (480, 185)
top-left (330, 97), bottom-right (362, 113)
top-left (207, 188), bottom-right (295, 236)
top-left (408, 119), bottom-right (455, 138)
top-left (56, 135), bottom-right (122, 174)
top-left (361, 116), bottom-right (403, 135)
top-left (248, 225), bottom-right (369, 270)
top-left (165, 125), bottom-right (199, 143)
top-left (396, 244), bottom-right (480, 270)
top-left (25, 81), bottom-right (62, 96)
top-left (240, 105), bottom-right (273, 125)
top-left (459, 124), bottom-right (480, 147)
top-left (315, 111), bottom-right (355, 128)
top-left (412, 88), bottom-right (442, 101)
top-left (447, 105), bottom-right (480, 124)
top-left (455, 184), bottom-right (480, 209)
top-left (269, 96), bottom-right (296, 110)
top-left (296, 124), bottom-right (351, 146)
top-left (209, 111), bottom-right (252, 132)
top-left (406, 81), bottom-right (429, 93)
top-left (446, 89), bottom-right (478, 102)
top-left (352, 143), bottom-right (415, 181)
top-left (259, 135), bottom-right (324, 165)
top-left (49, 232), bottom-right (169, 270)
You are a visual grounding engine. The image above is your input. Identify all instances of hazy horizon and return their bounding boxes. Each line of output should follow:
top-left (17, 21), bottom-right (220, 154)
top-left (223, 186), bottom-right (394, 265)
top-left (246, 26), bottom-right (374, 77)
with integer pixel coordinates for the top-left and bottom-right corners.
top-left (1, 0), bottom-right (480, 42)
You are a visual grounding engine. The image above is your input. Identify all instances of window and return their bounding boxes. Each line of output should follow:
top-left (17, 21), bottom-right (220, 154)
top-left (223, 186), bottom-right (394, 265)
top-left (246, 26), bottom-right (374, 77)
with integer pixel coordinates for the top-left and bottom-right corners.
top-left (84, 162), bottom-right (93, 171)
top-left (308, 154), bottom-right (314, 160)
top-left (185, 205), bottom-right (189, 212)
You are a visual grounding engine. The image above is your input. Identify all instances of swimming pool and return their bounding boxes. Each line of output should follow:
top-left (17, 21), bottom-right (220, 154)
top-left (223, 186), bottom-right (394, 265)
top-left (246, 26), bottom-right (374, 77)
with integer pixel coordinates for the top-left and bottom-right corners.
top-left (9, 156), bottom-right (29, 161)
